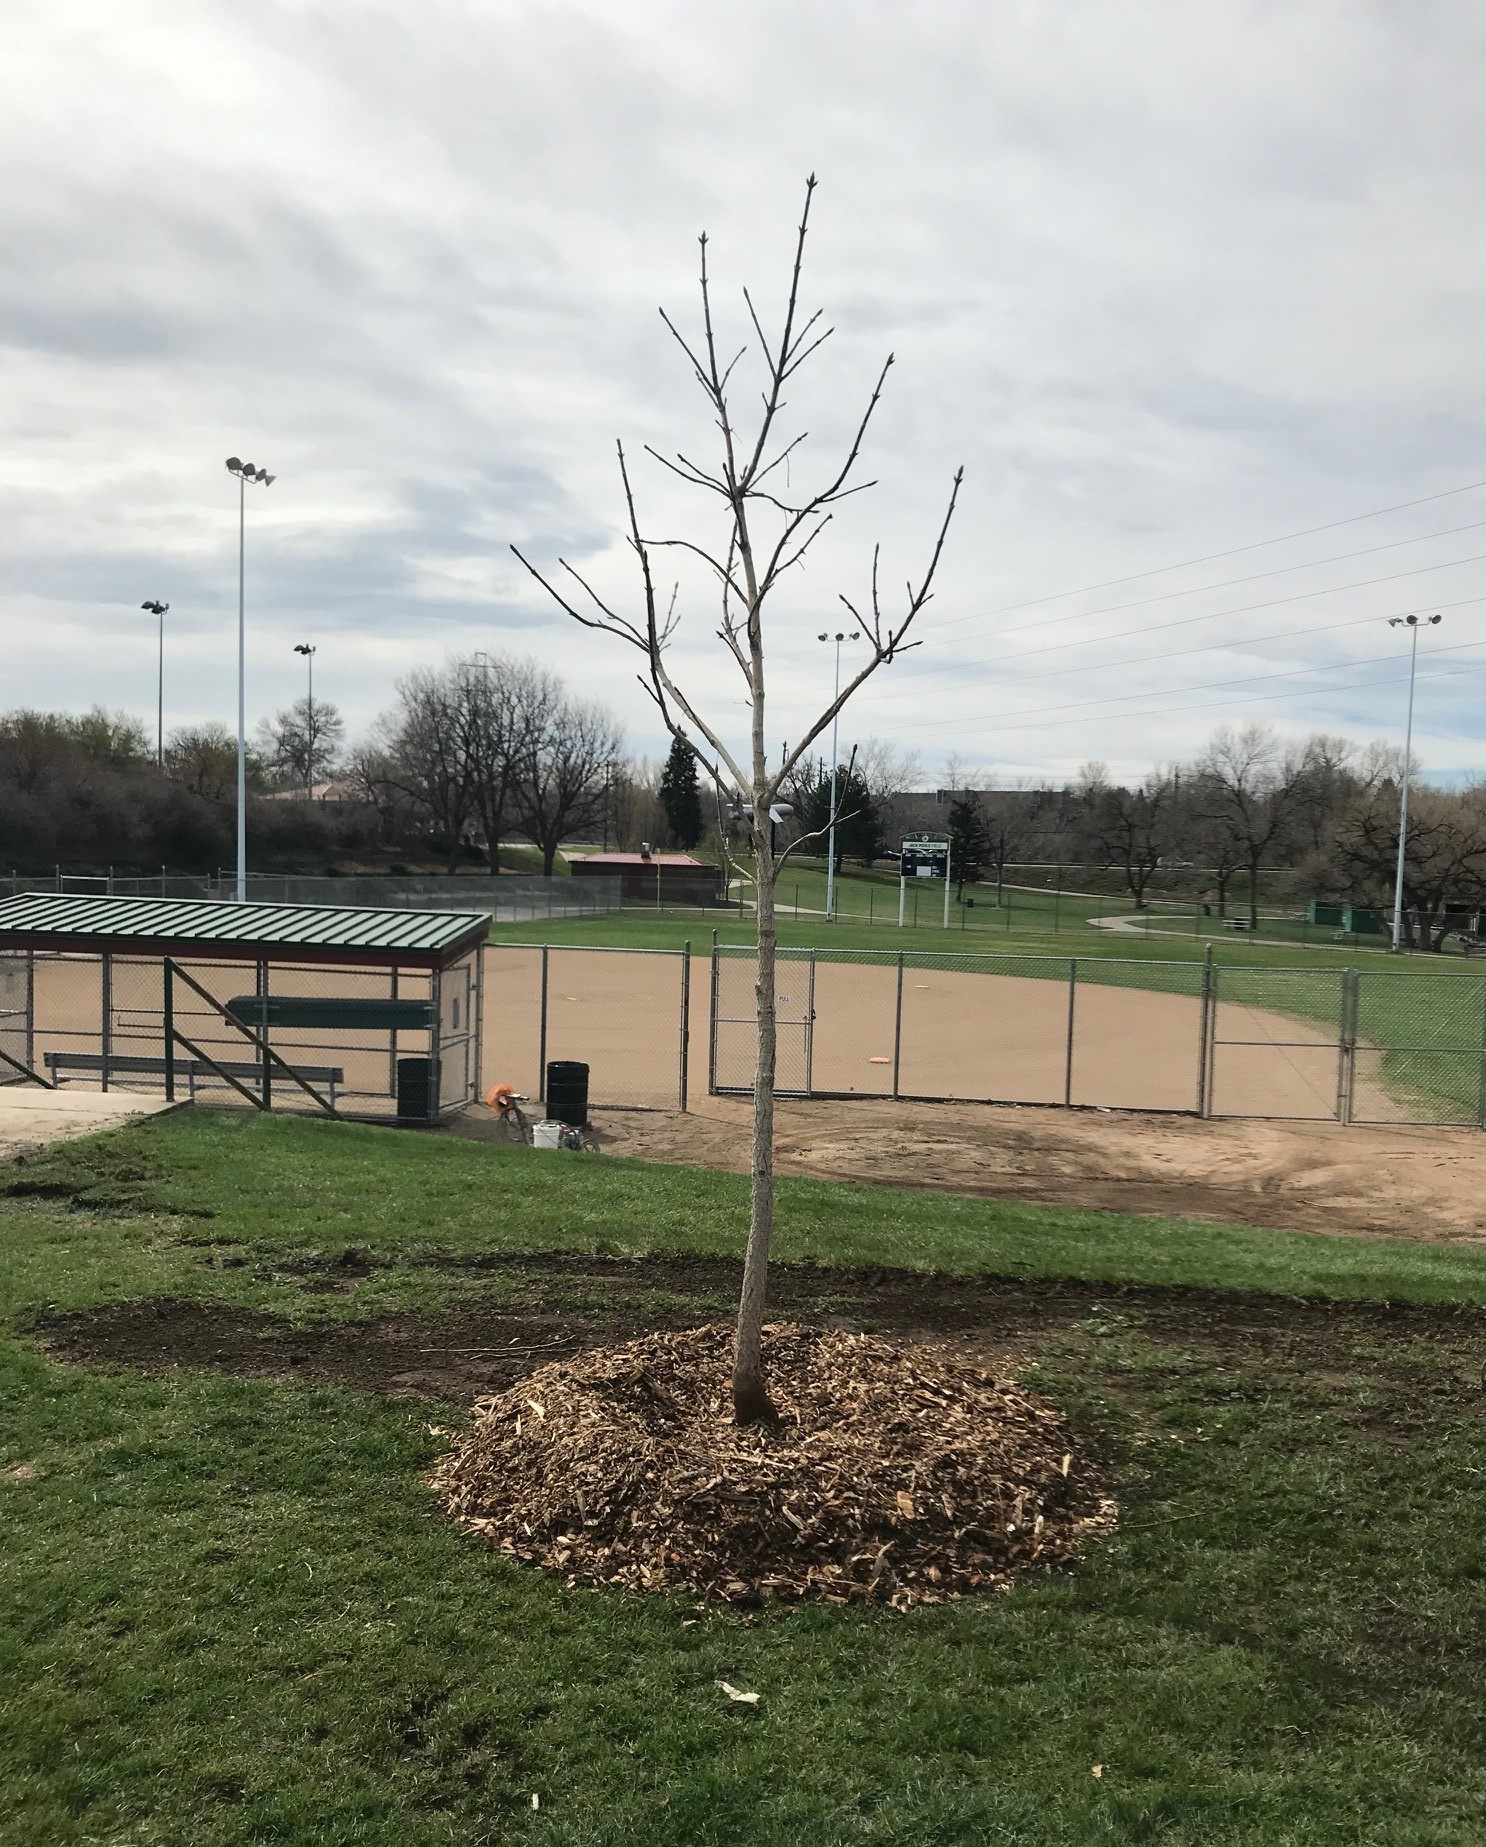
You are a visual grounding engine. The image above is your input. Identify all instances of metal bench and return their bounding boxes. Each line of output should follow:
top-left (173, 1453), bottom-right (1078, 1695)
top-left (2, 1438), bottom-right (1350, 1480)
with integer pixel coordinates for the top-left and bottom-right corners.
top-left (43, 1051), bottom-right (343, 1106)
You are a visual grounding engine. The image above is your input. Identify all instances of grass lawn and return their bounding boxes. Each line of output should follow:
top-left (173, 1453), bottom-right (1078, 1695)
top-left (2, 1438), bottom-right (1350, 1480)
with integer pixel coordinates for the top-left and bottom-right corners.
top-left (3, 1110), bottom-right (1486, 1844)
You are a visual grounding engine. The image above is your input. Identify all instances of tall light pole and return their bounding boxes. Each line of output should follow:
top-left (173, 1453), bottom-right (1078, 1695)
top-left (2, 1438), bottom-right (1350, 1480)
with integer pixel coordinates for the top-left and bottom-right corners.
top-left (226, 458), bottom-right (275, 901)
top-left (1387, 611), bottom-right (1441, 952)
top-left (293, 643), bottom-right (317, 797)
top-left (141, 601), bottom-right (169, 767)
top-left (817, 629), bottom-right (860, 920)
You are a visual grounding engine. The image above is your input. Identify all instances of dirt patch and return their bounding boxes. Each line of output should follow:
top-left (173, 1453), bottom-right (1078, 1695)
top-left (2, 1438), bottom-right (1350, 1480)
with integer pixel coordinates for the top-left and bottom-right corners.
top-left (29, 1252), bottom-right (1486, 1404)
top-left (527, 1099), bottom-right (1486, 1243)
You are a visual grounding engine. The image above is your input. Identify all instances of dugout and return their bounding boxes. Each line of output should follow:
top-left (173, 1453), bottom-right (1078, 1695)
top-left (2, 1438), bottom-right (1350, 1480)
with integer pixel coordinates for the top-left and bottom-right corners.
top-left (0, 892), bottom-right (490, 1123)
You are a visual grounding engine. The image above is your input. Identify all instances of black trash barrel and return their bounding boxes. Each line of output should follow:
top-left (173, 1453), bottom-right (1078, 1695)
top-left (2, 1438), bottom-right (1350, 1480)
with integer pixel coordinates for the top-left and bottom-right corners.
top-left (396, 1056), bottom-right (439, 1122)
top-left (545, 1059), bottom-right (589, 1127)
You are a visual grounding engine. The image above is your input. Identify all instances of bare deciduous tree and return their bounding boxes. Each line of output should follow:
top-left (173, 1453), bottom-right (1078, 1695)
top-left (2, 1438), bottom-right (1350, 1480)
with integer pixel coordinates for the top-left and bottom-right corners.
top-left (1194, 725), bottom-right (1306, 929)
top-left (519, 694), bottom-right (623, 875)
top-left (513, 178), bottom-right (961, 1422)
top-left (257, 696), bottom-right (345, 795)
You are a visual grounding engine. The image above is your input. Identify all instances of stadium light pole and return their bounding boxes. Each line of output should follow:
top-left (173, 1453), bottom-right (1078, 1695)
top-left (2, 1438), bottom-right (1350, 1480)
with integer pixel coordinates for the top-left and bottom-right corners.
top-left (1387, 611), bottom-right (1441, 952)
top-left (226, 458), bottom-right (275, 901)
top-left (817, 629), bottom-right (860, 920)
top-left (293, 643), bottom-right (317, 797)
top-left (141, 601), bottom-right (169, 767)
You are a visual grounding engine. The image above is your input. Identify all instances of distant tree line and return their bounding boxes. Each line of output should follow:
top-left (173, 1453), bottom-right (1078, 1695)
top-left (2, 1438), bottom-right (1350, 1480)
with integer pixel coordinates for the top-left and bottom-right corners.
top-left (916, 724), bottom-right (1486, 951)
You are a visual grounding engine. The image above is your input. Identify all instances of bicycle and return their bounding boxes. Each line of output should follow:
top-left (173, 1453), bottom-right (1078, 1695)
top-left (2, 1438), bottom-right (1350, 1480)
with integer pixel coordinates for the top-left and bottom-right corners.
top-left (484, 1084), bottom-right (532, 1144)
top-left (484, 1086), bottom-right (592, 1152)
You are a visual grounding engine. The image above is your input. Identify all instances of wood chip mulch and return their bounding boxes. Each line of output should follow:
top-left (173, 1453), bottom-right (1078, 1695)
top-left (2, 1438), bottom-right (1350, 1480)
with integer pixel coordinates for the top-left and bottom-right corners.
top-left (430, 1324), bottom-right (1117, 1609)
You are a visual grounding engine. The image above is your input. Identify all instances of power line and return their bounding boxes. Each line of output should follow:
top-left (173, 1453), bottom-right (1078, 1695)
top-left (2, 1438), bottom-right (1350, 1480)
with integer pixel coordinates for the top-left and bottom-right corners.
top-left (917, 513), bottom-right (1486, 645)
top-left (928, 472), bottom-right (1486, 633)
top-left (862, 547), bottom-right (1486, 688)
top-left (876, 648), bottom-right (1486, 741)
top-left (872, 637), bottom-right (1486, 740)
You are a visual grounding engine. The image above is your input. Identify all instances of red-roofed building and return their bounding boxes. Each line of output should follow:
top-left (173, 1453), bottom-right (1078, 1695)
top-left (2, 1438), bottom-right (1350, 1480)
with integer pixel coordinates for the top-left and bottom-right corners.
top-left (568, 850), bottom-right (722, 905)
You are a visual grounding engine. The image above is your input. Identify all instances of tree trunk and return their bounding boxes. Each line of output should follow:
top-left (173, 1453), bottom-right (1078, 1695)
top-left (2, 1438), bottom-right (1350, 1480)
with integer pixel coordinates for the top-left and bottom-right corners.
top-left (733, 819), bottom-right (778, 1425)
top-left (542, 843), bottom-right (557, 875)
top-left (1247, 857), bottom-right (1260, 930)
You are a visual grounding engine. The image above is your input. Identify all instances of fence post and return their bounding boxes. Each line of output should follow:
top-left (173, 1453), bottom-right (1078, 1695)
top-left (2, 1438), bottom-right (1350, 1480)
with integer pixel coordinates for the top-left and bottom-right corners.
top-left (707, 940), bottom-right (721, 1094)
top-left (1340, 968), bottom-right (1359, 1125)
top-left (257, 959), bottom-right (271, 1108)
top-left (1477, 975), bottom-right (1486, 1131)
top-left (678, 942), bottom-right (691, 1112)
top-left (1197, 945), bottom-right (1215, 1117)
top-left (892, 951), bottom-right (905, 1100)
top-left (99, 953), bottom-right (112, 1092)
top-left (538, 946), bottom-right (550, 1101)
top-left (1063, 958), bottom-right (1077, 1106)
top-left (25, 948), bottom-right (35, 1074)
top-left (471, 952), bottom-right (483, 1109)
top-left (163, 958), bottom-right (175, 1102)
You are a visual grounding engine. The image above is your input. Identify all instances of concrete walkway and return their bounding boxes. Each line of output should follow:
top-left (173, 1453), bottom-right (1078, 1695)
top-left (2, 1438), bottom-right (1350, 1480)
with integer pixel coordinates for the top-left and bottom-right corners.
top-left (0, 1085), bottom-right (177, 1162)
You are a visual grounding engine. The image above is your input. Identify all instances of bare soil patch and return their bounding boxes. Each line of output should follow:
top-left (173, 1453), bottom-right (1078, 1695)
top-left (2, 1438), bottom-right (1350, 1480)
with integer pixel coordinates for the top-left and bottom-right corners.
top-left (430, 1324), bottom-right (1118, 1608)
top-left (30, 1253), bottom-right (1486, 1408)
top-left (539, 1099), bottom-right (1486, 1243)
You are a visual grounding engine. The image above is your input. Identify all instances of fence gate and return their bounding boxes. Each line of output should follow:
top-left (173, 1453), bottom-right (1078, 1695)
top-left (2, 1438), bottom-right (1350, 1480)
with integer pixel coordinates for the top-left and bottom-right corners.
top-left (1348, 972), bottom-right (1486, 1127)
top-left (1207, 966), bottom-right (1349, 1121)
top-left (709, 947), bottom-right (813, 1096)
top-left (0, 953), bottom-right (34, 1084)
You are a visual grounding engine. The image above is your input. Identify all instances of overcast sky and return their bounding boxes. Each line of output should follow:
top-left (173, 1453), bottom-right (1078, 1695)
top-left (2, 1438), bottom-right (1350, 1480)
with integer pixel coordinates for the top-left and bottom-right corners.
top-left (6, 0), bottom-right (1486, 787)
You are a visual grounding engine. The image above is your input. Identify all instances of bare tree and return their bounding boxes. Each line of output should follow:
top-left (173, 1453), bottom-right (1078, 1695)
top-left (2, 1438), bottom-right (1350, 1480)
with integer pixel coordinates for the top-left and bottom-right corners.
top-left (257, 696), bottom-right (345, 795)
top-left (981, 784), bottom-right (1044, 906)
top-left (165, 723), bottom-right (262, 805)
top-left (383, 668), bottom-right (482, 870)
top-left (1331, 782), bottom-right (1486, 950)
top-left (463, 655), bottom-right (559, 871)
top-left (518, 695), bottom-right (623, 874)
top-left (513, 178), bottom-right (961, 1421)
top-left (1194, 725), bottom-right (1306, 929)
top-left (1078, 767), bottom-right (1177, 910)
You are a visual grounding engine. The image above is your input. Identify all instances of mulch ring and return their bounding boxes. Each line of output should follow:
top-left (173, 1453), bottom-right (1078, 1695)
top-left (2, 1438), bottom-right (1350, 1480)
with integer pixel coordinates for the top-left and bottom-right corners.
top-left (430, 1322), bottom-right (1117, 1610)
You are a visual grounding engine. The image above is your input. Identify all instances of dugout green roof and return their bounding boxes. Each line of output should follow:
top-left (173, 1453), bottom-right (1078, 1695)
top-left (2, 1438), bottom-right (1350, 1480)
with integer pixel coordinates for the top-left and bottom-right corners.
top-left (0, 893), bottom-right (489, 968)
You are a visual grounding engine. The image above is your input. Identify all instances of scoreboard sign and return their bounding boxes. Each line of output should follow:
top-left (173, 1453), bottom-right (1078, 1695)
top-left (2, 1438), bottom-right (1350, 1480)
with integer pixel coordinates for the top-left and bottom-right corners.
top-left (900, 834), bottom-right (950, 879)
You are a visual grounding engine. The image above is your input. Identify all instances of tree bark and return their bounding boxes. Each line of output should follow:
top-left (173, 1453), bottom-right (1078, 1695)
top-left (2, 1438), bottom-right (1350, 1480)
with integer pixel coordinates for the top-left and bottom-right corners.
top-left (734, 822), bottom-right (778, 1424)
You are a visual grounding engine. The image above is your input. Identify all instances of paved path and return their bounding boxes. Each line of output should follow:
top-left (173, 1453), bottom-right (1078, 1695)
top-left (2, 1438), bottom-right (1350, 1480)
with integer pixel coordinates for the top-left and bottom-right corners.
top-left (0, 1085), bottom-right (176, 1162)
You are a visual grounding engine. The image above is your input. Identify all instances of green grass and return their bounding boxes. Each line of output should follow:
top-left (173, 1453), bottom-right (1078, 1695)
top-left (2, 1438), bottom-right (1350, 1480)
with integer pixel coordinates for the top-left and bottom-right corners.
top-left (4, 1112), bottom-right (1486, 1843)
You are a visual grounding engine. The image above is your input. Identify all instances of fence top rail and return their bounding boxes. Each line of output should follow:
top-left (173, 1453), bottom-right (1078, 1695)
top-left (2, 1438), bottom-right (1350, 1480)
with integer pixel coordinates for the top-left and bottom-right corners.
top-left (485, 940), bottom-right (689, 958)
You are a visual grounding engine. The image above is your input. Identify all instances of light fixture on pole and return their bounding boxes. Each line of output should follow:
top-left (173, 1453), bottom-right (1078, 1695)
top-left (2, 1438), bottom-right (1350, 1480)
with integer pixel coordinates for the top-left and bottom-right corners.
top-left (817, 629), bottom-right (860, 921)
top-left (141, 601), bottom-right (169, 767)
top-left (1386, 612), bottom-right (1441, 952)
top-left (225, 458), bottom-right (275, 901)
top-left (293, 643), bottom-right (317, 798)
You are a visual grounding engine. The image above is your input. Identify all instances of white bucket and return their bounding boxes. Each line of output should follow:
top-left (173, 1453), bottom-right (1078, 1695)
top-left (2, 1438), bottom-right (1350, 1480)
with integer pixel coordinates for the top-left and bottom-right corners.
top-left (532, 1119), bottom-right (564, 1150)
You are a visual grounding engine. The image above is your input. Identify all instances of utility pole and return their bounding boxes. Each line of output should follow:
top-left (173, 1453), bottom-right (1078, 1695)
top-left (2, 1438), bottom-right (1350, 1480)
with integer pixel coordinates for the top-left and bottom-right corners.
top-left (294, 643), bottom-right (317, 796)
top-left (817, 629), bottom-right (859, 919)
top-left (141, 600), bottom-right (169, 766)
top-left (226, 458), bottom-right (275, 900)
top-left (1387, 612), bottom-right (1440, 952)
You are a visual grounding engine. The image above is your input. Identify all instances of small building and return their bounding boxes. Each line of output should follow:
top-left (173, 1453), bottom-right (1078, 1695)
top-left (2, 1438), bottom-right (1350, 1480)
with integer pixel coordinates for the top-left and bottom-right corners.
top-left (568, 851), bottom-right (721, 906)
top-left (0, 892), bottom-right (490, 1122)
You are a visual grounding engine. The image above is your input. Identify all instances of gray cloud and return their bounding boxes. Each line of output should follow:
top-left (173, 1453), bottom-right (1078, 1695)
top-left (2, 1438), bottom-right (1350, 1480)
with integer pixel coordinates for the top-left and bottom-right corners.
top-left (5, 0), bottom-right (1486, 785)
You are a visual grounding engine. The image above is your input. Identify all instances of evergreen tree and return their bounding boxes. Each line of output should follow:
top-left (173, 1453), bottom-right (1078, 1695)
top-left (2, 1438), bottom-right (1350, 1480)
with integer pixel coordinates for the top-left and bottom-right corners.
top-left (947, 793), bottom-right (992, 899)
top-left (658, 733), bottom-right (705, 847)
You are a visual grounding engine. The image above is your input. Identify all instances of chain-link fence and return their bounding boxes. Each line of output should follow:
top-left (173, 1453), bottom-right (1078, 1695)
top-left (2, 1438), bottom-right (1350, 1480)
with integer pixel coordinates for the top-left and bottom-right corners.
top-left (480, 942), bottom-right (694, 1111)
top-left (0, 952), bottom-right (30, 1084)
top-left (0, 871), bottom-right (621, 921)
top-left (705, 946), bottom-right (1486, 1126)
